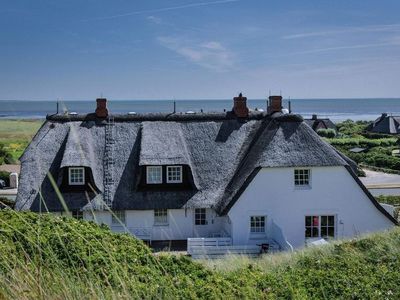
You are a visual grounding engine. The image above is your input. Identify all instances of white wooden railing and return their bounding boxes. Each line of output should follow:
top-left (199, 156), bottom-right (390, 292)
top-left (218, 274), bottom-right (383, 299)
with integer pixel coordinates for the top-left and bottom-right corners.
top-left (187, 237), bottom-right (232, 255)
top-left (271, 220), bottom-right (293, 252)
top-left (111, 226), bottom-right (152, 241)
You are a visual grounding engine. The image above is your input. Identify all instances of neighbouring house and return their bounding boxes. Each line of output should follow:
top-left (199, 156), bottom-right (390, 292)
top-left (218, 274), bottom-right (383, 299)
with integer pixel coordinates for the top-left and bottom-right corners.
top-left (304, 114), bottom-right (337, 133)
top-left (366, 113), bottom-right (400, 135)
top-left (15, 95), bottom-right (397, 251)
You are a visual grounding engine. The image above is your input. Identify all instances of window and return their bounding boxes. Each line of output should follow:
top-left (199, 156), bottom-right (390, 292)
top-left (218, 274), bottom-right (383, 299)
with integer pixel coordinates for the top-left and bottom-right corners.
top-left (250, 216), bottom-right (266, 233)
top-left (146, 166), bottom-right (162, 184)
top-left (167, 166), bottom-right (182, 183)
top-left (305, 215), bottom-right (335, 238)
top-left (112, 211), bottom-right (126, 225)
top-left (68, 167), bottom-right (85, 185)
top-left (154, 209), bottom-right (168, 225)
top-left (195, 208), bottom-right (207, 225)
top-left (294, 169), bottom-right (310, 186)
top-left (72, 210), bottom-right (83, 220)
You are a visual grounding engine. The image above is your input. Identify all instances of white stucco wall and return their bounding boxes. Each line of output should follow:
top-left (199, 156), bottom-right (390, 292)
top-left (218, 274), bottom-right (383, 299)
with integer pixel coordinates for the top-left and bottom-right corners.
top-left (85, 208), bottom-right (228, 241)
top-left (228, 166), bottom-right (394, 248)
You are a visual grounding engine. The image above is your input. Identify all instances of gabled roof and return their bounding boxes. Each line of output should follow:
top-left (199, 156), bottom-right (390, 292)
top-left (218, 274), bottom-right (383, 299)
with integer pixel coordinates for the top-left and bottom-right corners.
top-left (366, 114), bottom-right (400, 134)
top-left (304, 118), bottom-right (336, 131)
top-left (15, 111), bottom-right (356, 215)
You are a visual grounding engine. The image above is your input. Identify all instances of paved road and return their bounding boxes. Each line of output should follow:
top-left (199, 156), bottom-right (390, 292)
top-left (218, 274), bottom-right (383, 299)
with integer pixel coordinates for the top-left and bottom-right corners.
top-left (360, 169), bottom-right (400, 196)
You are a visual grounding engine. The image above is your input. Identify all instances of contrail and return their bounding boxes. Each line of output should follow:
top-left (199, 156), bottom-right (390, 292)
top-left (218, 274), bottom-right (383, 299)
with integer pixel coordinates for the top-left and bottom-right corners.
top-left (82, 0), bottom-right (239, 22)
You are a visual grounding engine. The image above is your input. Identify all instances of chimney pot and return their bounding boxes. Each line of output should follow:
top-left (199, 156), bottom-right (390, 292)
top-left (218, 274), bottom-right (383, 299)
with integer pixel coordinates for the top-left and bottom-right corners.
top-left (267, 95), bottom-right (282, 114)
top-left (95, 98), bottom-right (108, 118)
top-left (233, 93), bottom-right (249, 118)
top-left (312, 114), bottom-right (318, 120)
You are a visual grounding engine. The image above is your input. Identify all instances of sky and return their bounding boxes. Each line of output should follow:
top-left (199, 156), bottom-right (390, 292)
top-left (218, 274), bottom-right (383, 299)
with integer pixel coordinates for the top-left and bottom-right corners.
top-left (1, 0), bottom-right (400, 100)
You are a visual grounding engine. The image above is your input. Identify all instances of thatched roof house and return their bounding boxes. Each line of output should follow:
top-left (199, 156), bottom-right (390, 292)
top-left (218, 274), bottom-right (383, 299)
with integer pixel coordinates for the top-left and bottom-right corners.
top-left (304, 114), bottom-right (337, 132)
top-left (366, 113), bottom-right (400, 135)
top-left (15, 95), bottom-right (396, 250)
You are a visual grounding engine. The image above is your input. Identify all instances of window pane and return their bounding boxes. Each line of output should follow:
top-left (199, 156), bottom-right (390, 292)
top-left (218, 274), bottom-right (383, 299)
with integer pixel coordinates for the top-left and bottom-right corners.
top-left (250, 216), bottom-right (265, 233)
top-left (112, 211), bottom-right (125, 224)
top-left (305, 227), bottom-right (311, 237)
top-left (328, 216), bottom-right (335, 226)
top-left (195, 208), bottom-right (206, 225)
top-left (305, 216), bottom-right (311, 226)
top-left (167, 166), bottom-right (182, 183)
top-left (321, 216), bottom-right (327, 226)
top-left (312, 216), bottom-right (319, 226)
top-left (147, 166), bottom-right (162, 184)
top-left (321, 227), bottom-right (327, 237)
top-left (312, 227), bottom-right (318, 237)
top-left (328, 227), bottom-right (335, 237)
top-left (69, 168), bottom-right (85, 185)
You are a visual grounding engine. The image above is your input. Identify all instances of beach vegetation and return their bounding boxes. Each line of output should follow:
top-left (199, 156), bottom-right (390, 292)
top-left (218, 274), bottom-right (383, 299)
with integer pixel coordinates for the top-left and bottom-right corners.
top-left (0, 210), bottom-right (400, 299)
top-left (317, 128), bottom-right (336, 138)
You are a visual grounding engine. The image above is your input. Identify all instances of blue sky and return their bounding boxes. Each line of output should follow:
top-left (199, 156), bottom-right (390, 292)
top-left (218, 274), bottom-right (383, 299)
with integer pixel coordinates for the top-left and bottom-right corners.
top-left (1, 0), bottom-right (400, 100)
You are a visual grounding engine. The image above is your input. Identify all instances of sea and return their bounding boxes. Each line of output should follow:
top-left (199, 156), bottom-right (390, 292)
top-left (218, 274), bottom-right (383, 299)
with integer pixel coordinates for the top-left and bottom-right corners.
top-left (0, 98), bottom-right (399, 122)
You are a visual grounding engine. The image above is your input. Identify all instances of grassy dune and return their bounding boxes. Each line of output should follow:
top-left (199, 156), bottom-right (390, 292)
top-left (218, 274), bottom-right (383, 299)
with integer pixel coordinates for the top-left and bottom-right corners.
top-left (0, 119), bottom-right (43, 161)
top-left (0, 210), bottom-right (399, 299)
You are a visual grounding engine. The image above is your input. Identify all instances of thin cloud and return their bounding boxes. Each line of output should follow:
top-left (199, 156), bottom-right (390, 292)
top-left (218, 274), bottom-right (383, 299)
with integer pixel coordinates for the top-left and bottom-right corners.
top-left (82, 0), bottom-right (239, 22)
top-left (157, 37), bottom-right (234, 71)
top-left (283, 24), bottom-right (400, 39)
top-left (294, 41), bottom-right (400, 55)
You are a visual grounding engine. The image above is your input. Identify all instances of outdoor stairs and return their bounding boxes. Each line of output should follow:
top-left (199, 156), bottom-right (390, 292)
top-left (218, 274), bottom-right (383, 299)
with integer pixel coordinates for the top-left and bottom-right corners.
top-left (103, 116), bottom-right (115, 207)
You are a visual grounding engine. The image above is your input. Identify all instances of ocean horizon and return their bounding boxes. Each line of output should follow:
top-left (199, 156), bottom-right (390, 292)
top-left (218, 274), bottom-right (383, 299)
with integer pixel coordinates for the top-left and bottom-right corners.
top-left (0, 98), bottom-right (399, 122)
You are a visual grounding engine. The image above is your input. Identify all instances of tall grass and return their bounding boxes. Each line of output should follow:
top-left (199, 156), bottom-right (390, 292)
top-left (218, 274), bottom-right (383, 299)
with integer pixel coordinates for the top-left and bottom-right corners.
top-left (0, 209), bottom-right (400, 299)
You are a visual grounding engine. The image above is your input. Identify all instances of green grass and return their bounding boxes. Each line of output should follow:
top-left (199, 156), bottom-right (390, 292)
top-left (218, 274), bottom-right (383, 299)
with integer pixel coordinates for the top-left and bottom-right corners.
top-left (0, 210), bottom-right (400, 299)
top-left (0, 119), bottom-right (43, 161)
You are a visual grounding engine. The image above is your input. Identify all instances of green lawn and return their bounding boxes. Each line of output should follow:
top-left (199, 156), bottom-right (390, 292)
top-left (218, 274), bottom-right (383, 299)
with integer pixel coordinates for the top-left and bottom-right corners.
top-left (0, 119), bottom-right (43, 162)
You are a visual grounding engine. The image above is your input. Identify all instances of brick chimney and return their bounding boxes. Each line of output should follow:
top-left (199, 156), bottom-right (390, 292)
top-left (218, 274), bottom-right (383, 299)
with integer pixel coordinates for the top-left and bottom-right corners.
top-left (267, 95), bottom-right (282, 114)
top-left (95, 98), bottom-right (108, 118)
top-left (233, 93), bottom-right (249, 118)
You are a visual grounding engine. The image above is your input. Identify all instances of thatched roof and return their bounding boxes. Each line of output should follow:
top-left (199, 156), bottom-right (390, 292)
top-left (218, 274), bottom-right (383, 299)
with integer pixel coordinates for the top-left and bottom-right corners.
top-left (366, 113), bottom-right (400, 134)
top-left (16, 111), bottom-right (357, 215)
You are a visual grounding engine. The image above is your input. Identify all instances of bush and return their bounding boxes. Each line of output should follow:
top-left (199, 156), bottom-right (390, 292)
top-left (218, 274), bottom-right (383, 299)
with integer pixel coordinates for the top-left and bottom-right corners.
top-left (317, 128), bottom-right (336, 138)
top-left (1, 211), bottom-right (400, 299)
top-left (0, 171), bottom-right (10, 186)
top-left (0, 144), bottom-right (15, 165)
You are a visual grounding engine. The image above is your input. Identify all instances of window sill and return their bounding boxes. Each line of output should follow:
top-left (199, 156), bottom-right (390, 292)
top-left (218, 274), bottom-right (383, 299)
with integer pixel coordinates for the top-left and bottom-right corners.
top-left (294, 185), bottom-right (311, 190)
top-left (249, 233), bottom-right (267, 240)
top-left (153, 223), bottom-right (169, 227)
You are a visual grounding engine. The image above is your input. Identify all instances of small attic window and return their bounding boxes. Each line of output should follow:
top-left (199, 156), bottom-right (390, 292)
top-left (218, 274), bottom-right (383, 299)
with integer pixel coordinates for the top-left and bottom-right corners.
top-left (68, 167), bottom-right (85, 185)
top-left (294, 169), bottom-right (311, 187)
top-left (146, 166), bottom-right (162, 184)
top-left (167, 166), bottom-right (182, 183)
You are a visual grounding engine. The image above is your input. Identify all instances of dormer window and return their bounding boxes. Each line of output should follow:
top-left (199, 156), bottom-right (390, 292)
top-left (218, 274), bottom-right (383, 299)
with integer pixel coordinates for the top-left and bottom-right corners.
top-left (167, 166), bottom-right (182, 183)
top-left (146, 166), bottom-right (162, 184)
top-left (68, 167), bottom-right (85, 185)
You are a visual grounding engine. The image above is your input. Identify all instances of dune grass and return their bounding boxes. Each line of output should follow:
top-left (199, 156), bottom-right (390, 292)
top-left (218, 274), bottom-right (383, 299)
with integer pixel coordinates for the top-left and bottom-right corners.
top-left (0, 119), bottom-right (43, 161)
top-left (0, 209), bottom-right (400, 299)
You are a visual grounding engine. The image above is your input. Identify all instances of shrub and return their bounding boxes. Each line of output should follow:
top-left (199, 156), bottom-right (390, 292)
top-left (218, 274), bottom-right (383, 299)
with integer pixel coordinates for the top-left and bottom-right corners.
top-left (317, 128), bottom-right (336, 138)
top-left (0, 171), bottom-right (10, 186)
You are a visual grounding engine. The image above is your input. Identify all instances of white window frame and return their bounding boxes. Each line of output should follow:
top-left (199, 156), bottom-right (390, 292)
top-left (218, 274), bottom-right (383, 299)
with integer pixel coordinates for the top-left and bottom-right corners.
top-left (154, 209), bottom-right (168, 225)
top-left (166, 166), bottom-right (183, 183)
top-left (294, 168), bottom-right (311, 188)
top-left (250, 216), bottom-right (266, 234)
top-left (305, 215), bottom-right (335, 239)
top-left (146, 166), bottom-right (163, 184)
top-left (195, 208), bottom-right (207, 225)
top-left (68, 167), bottom-right (85, 185)
top-left (112, 211), bottom-right (126, 226)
